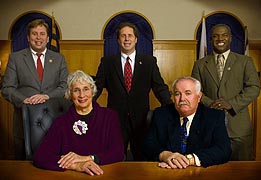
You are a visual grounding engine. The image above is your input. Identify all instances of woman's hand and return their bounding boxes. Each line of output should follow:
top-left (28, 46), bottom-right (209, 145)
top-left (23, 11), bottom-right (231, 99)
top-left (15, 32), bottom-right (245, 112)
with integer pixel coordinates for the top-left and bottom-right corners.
top-left (58, 152), bottom-right (103, 176)
top-left (70, 161), bottom-right (104, 176)
top-left (58, 152), bottom-right (91, 169)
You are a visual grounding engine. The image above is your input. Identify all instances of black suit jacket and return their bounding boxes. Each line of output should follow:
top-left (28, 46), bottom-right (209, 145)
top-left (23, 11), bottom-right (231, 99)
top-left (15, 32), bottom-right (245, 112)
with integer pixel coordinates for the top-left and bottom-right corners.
top-left (142, 103), bottom-right (231, 167)
top-left (95, 54), bottom-right (172, 137)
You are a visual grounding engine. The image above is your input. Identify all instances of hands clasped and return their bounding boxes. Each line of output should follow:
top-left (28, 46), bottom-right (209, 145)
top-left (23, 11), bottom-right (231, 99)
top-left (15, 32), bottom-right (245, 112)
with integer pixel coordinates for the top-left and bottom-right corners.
top-left (23, 94), bottom-right (49, 104)
top-left (58, 152), bottom-right (103, 176)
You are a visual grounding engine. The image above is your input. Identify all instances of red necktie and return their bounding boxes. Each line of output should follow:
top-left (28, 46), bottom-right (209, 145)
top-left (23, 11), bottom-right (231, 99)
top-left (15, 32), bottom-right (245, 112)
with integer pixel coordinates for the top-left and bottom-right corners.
top-left (36, 53), bottom-right (43, 81)
top-left (124, 56), bottom-right (132, 93)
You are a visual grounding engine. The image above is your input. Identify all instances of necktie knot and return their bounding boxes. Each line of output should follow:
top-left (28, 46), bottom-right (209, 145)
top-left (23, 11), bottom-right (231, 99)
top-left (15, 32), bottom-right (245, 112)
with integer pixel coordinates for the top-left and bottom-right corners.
top-left (217, 54), bottom-right (224, 65)
top-left (126, 56), bottom-right (130, 62)
top-left (183, 117), bottom-right (188, 125)
top-left (37, 53), bottom-right (43, 58)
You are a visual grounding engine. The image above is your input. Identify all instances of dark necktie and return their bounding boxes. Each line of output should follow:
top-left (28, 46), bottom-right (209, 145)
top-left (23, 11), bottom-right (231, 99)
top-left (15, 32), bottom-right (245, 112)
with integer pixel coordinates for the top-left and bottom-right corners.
top-left (36, 53), bottom-right (43, 81)
top-left (180, 117), bottom-right (189, 154)
top-left (216, 54), bottom-right (225, 81)
top-left (124, 56), bottom-right (132, 93)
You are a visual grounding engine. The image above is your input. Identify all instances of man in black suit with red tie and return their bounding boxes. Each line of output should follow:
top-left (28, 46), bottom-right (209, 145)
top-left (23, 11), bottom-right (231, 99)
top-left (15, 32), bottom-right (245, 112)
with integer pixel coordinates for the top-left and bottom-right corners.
top-left (94, 22), bottom-right (172, 161)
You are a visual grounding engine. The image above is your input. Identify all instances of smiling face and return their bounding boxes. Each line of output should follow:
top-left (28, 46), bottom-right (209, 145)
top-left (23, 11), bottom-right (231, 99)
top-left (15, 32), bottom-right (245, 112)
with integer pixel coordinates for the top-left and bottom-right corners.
top-left (211, 25), bottom-right (232, 54)
top-left (173, 79), bottom-right (202, 117)
top-left (27, 25), bottom-right (49, 53)
top-left (118, 26), bottom-right (137, 55)
top-left (71, 80), bottom-right (93, 115)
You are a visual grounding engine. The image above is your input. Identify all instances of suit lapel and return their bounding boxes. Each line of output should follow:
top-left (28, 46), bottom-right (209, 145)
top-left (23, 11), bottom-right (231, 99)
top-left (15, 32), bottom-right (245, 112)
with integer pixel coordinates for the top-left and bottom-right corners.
top-left (204, 54), bottom-right (220, 86)
top-left (23, 49), bottom-right (41, 84)
top-left (168, 110), bottom-right (182, 152)
top-left (130, 55), bottom-right (143, 92)
top-left (112, 55), bottom-right (126, 91)
top-left (220, 52), bottom-right (236, 86)
top-left (42, 50), bottom-right (53, 84)
top-left (186, 105), bottom-right (202, 152)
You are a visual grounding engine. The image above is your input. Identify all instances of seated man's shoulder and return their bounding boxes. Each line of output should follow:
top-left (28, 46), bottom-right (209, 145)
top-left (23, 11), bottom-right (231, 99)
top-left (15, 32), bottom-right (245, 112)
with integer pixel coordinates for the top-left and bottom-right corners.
top-left (154, 103), bottom-right (176, 117)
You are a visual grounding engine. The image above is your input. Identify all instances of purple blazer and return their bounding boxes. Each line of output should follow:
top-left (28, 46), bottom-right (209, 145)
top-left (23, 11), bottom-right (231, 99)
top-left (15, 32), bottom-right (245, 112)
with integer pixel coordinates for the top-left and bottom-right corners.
top-left (33, 101), bottom-right (124, 171)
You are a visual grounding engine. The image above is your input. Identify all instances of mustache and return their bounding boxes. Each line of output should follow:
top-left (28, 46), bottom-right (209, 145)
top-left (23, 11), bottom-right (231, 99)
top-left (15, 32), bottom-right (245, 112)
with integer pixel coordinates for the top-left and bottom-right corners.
top-left (178, 101), bottom-right (188, 106)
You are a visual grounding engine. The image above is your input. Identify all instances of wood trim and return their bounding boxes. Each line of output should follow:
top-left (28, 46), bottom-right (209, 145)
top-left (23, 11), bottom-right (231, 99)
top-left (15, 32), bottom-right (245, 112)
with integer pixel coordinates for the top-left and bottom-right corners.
top-left (153, 40), bottom-right (197, 50)
top-left (60, 40), bottom-right (104, 50)
top-left (249, 40), bottom-right (261, 50)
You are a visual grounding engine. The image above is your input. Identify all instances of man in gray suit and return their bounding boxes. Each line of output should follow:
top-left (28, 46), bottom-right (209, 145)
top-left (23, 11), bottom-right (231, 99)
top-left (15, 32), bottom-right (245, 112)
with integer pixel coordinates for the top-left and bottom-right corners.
top-left (191, 24), bottom-right (260, 160)
top-left (1, 19), bottom-right (68, 159)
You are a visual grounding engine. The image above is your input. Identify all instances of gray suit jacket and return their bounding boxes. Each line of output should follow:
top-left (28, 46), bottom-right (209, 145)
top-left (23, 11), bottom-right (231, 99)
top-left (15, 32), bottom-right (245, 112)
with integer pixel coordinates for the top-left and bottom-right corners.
top-left (2, 48), bottom-right (68, 108)
top-left (191, 51), bottom-right (260, 137)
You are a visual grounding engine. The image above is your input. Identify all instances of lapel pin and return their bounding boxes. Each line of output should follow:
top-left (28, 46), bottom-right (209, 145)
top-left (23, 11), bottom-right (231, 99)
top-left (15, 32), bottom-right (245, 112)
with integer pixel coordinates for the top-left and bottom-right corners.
top-left (227, 67), bottom-right (231, 71)
top-left (49, 59), bottom-right (53, 63)
top-left (139, 61), bottom-right (142, 64)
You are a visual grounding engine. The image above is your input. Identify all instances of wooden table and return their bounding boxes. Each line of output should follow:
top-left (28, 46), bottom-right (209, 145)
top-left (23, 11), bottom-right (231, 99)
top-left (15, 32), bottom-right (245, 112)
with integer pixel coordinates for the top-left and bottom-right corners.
top-left (0, 160), bottom-right (260, 180)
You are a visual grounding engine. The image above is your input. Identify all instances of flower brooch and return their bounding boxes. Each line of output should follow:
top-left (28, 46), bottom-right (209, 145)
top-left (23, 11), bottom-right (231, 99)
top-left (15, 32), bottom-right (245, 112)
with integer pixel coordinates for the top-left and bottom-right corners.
top-left (73, 120), bottom-right (88, 135)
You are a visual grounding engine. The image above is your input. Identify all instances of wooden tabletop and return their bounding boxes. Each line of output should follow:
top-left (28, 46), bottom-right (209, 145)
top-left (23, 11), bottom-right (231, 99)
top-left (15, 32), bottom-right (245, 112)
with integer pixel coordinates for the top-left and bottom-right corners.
top-left (0, 160), bottom-right (260, 180)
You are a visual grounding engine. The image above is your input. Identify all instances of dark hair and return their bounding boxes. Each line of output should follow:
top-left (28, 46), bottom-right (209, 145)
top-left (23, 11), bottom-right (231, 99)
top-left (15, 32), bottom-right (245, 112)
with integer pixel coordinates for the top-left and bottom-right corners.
top-left (210, 24), bottom-right (232, 36)
top-left (116, 22), bottom-right (138, 38)
top-left (27, 19), bottom-right (49, 36)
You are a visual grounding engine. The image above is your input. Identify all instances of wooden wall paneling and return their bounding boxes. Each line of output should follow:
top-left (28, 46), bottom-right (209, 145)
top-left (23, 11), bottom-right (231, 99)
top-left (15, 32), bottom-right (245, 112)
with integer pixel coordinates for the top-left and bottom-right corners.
top-left (0, 40), bottom-right (11, 75)
top-left (0, 97), bottom-right (14, 159)
top-left (60, 40), bottom-right (104, 75)
top-left (150, 40), bottom-right (197, 109)
top-left (249, 40), bottom-right (261, 160)
top-left (0, 40), bottom-right (14, 159)
top-left (60, 40), bottom-right (108, 107)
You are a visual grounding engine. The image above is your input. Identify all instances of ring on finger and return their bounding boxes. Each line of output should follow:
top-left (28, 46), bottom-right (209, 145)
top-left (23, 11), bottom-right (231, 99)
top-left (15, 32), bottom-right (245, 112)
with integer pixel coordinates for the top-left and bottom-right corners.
top-left (171, 158), bottom-right (176, 161)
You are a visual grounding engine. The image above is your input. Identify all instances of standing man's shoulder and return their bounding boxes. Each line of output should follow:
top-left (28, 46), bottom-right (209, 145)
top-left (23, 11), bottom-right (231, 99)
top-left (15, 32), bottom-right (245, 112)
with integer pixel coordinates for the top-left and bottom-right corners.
top-left (196, 53), bottom-right (214, 64)
top-left (136, 54), bottom-right (156, 61)
top-left (46, 49), bottom-right (65, 59)
top-left (10, 48), bottom-right (30, 58)
top-left (153, 103), bottom-right (177, 121)
top-left (101, 54), bottom-right (120, 61)
top-left (229, 51), bottom-right (252, 61)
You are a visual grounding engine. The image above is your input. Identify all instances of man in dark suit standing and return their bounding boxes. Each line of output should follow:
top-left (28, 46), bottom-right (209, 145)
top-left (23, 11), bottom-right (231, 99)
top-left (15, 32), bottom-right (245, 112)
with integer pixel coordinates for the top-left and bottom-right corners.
top-left (191, 24), bottom-right (260, 160)
top-left (142, 77), bottom-right (231, 168)
top-left (2, 19), bottom-right (68, 160)
top-left (94, 22), bottom-right (172, 160)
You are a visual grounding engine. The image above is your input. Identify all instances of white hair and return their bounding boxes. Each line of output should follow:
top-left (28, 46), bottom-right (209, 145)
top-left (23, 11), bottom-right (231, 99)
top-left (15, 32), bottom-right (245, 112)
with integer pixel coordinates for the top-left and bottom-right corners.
top-left (172, 76), bottom-right (201, 95)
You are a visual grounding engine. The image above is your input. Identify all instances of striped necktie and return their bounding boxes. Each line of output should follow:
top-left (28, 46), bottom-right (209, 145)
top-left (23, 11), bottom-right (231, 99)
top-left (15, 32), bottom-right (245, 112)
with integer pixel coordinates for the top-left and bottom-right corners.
top-left (216, 54), bottom-right (225, 81)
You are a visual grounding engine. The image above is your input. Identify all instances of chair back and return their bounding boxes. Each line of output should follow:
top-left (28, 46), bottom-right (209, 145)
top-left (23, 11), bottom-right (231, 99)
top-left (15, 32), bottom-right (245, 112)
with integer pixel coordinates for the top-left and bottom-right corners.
top-left (22, 98), bottom-right (72, 160)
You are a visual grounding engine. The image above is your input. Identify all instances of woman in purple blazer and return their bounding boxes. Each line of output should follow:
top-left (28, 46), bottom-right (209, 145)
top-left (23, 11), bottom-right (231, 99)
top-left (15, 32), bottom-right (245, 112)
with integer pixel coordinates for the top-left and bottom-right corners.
top-left (33, 70), bottom-right (124, 176)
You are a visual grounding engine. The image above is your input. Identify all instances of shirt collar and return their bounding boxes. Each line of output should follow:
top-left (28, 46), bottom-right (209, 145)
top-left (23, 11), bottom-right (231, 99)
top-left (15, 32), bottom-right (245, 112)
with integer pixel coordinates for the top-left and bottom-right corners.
top-left (180, 112), bottom-right (196, 123)
top-left (214, 49), bottom-right (230, 60)
top-left (31, 48), bottom-right (47, 56)
top-left (121, 50), bottom-right (136, 62)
